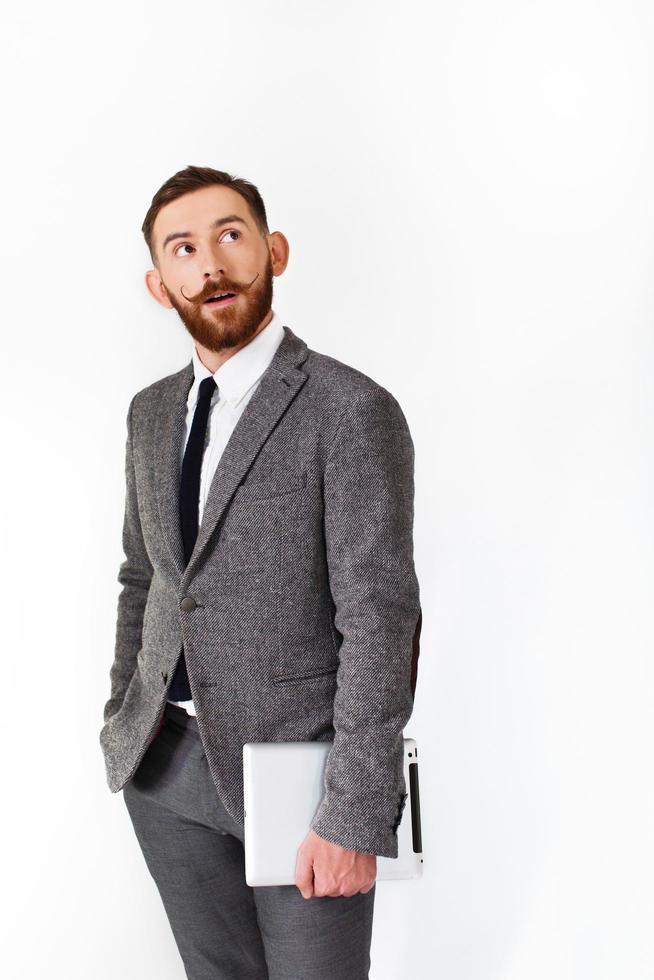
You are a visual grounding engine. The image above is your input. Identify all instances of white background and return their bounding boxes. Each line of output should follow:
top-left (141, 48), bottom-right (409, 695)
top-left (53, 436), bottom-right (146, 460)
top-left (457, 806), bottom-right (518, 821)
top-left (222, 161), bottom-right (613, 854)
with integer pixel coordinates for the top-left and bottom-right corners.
top-left (1, 1), bottom-right (652, 978)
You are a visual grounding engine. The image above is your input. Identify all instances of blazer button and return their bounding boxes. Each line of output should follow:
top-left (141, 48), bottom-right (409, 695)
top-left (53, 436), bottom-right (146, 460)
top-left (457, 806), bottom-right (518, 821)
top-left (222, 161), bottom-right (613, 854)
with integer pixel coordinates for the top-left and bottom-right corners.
top-left (180, 596), bottom-right (197, 612)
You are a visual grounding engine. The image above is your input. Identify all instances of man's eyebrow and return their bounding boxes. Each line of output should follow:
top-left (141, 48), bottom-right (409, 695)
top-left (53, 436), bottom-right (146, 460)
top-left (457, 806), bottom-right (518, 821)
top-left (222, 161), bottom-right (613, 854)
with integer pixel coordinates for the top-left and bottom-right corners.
top-left (161, 214), bottom-right (249, 253)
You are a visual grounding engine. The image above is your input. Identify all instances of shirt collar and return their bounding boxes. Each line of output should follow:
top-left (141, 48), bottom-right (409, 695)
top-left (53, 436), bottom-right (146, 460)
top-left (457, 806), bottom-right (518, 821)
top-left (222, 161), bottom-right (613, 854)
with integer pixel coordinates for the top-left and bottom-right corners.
top-left (188, 310), bottom-right (285, 411)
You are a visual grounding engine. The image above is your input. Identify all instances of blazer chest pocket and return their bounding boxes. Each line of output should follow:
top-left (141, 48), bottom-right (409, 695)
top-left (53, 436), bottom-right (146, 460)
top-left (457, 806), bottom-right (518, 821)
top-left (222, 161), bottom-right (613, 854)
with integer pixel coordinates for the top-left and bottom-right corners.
top-left (237, 468), bottom-right (308, 502)
top-left (225, 469), bottom-right (308, 574)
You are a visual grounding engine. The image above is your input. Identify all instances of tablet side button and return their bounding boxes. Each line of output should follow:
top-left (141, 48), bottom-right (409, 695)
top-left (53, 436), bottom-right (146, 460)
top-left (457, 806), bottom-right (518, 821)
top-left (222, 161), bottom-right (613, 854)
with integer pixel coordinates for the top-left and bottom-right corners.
top-left (409, 761), bottom-right (422, 853)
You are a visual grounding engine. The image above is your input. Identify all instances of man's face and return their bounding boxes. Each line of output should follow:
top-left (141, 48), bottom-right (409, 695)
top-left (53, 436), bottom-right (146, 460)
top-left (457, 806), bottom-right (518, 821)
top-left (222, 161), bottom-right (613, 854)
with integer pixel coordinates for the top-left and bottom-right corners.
top-left (146, 185), bottom-right (286, 353)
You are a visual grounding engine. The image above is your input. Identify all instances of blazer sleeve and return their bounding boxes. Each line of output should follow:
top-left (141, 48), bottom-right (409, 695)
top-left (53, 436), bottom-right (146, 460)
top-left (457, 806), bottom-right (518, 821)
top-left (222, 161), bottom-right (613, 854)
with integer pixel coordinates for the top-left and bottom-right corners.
top-left (102, 394), bottom-right (154, 724)
top-left (309, 386), bottom-right (422, 858)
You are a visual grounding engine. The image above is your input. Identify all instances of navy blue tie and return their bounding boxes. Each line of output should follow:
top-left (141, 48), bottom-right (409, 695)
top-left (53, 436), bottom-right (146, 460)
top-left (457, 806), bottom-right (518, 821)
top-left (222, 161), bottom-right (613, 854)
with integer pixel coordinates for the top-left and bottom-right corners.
top-left (168, 375), bottom-right (217, 702)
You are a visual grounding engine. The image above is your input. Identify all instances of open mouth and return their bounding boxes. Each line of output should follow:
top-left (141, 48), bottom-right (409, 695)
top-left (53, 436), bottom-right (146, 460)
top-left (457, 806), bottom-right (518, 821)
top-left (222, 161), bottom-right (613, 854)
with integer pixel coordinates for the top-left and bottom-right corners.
top-left (204, 291), bottom-right (238, 308)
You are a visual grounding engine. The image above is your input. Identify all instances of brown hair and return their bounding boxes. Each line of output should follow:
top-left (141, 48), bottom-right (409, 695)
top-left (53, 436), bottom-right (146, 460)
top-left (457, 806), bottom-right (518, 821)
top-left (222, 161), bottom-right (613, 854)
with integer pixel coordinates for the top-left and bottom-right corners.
top-left (141, 165), bottom-right (270, 267)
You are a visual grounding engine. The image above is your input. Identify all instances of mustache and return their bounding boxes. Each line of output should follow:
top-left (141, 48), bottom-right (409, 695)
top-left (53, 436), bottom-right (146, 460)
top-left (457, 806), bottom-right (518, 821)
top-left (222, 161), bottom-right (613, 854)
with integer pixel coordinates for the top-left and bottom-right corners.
top-left (180, 273), bottom-right (260, 304)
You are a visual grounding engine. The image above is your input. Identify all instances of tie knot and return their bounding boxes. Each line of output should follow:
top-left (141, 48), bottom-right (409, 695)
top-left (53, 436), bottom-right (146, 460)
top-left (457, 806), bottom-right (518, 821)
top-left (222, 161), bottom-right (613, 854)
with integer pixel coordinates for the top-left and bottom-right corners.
top-left (198, 376), bottom-right (217, 401)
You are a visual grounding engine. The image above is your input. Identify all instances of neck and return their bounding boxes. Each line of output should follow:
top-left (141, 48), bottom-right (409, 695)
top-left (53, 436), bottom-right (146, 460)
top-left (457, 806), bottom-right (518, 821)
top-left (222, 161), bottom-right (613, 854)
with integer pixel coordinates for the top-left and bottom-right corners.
top-left (195, 310), bottom-right (273, 373)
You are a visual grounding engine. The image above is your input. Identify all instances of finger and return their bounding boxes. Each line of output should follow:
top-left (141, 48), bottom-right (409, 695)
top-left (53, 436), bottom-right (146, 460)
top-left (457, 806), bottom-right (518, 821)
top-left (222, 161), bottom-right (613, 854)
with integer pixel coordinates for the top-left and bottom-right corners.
top-left (313, 875), bottom-right (340, 899)
top-left (294, 849), bottom-right (315, 899)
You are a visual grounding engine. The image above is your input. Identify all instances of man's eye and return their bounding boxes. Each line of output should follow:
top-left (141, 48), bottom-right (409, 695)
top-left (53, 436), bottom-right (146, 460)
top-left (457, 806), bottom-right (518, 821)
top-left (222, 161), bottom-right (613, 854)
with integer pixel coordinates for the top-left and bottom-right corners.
top-left (173, 230), bottom-right (239, 257)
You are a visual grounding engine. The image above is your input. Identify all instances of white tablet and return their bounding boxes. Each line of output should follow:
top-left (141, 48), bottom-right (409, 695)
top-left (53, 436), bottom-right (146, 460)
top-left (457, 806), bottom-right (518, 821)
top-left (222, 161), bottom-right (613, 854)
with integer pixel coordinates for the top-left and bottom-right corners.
top-left (243, 737), bottom-right (423, 886)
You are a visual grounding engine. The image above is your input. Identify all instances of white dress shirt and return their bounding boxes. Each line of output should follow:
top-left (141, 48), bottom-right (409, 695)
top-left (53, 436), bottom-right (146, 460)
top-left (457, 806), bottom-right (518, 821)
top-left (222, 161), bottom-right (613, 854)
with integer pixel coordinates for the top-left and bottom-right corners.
top-left (168, 309), bottom-right (285, 715)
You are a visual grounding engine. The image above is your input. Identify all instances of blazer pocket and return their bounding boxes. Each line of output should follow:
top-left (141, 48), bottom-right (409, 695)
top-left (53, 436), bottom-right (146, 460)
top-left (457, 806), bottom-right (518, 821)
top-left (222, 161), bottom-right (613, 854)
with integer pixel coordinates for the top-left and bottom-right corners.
top-left (272, 665), bottom-right (338, 685)
top-left (238, 469), bottom-right (308, 502)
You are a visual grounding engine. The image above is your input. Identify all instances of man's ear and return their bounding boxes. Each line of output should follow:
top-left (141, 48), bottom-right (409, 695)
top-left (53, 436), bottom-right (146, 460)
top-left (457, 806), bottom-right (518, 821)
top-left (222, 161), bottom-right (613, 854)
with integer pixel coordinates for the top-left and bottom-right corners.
top-left (268, 231), bottom-right (290, 277)
top-left (145, 268), bottom-right (174, 309)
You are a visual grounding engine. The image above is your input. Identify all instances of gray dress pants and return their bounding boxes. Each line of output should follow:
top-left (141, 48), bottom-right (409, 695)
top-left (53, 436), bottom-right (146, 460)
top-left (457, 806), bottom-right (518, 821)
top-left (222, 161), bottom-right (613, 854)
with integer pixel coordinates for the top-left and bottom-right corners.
top-left (122, 702), bottom-right (376, 980)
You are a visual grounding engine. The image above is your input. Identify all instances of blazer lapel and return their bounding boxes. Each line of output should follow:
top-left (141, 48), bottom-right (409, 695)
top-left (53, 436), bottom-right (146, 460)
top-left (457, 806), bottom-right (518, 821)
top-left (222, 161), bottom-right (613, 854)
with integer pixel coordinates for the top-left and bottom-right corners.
top-left (152, 360), bottom-right (193, 577)
top-left (153, 324), bottom-right (309, 583)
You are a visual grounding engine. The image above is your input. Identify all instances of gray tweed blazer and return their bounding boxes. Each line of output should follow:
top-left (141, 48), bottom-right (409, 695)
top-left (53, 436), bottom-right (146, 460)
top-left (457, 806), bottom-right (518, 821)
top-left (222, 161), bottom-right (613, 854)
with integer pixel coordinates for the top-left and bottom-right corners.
top-left (99, 324), bottom-right (422, 858)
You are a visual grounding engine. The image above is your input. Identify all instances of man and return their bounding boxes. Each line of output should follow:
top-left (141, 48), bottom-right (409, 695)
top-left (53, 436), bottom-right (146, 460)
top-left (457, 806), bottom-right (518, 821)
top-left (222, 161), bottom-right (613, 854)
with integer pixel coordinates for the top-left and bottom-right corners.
top-left (99, 164), bottom-right (422, 980)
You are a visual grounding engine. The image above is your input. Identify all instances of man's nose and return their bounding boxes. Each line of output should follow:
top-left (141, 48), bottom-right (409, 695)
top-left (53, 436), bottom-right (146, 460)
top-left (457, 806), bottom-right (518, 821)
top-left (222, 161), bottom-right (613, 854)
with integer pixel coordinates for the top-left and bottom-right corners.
top-left (198, 240), bottom-right (227, 278)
